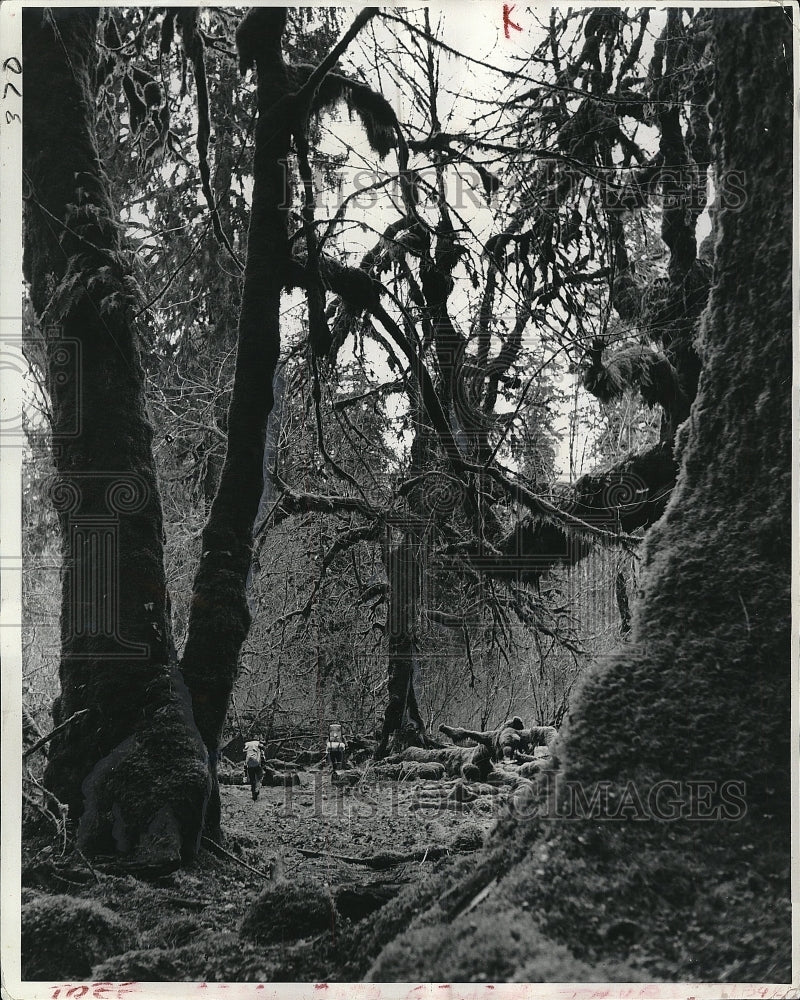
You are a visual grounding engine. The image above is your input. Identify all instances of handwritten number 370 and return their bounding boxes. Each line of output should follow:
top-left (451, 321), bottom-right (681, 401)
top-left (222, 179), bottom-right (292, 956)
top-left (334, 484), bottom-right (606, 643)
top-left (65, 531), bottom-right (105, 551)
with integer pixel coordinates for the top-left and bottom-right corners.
top-left (3, 55), bottom-right (21, 123)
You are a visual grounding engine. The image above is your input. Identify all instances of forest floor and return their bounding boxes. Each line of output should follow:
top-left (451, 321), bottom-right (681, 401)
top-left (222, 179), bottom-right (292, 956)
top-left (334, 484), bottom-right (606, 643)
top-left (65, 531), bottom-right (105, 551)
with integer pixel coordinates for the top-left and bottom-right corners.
top-left (210, 765), bottom-right (495, 910)
top-left (21, 765), bottom-right (496, 982)
top-left (21, 762), bottom-right (794, 984)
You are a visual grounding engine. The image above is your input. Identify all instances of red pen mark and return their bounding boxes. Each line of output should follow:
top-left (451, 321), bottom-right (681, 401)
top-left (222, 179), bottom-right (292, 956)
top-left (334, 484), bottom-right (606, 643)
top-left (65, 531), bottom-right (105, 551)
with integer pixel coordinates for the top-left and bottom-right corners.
top-left (315, 987), bottom-right (329, 991)
top-left (51, 986), bottom-right (139, 1000)
top-left (503, 4), bottom-right (522, 39)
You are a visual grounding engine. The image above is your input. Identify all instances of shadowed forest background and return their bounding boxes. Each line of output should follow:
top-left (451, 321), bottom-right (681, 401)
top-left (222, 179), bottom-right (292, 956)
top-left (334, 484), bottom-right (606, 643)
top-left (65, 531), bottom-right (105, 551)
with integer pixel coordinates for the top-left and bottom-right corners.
top-left (17, 3), bottom-right (793, 986)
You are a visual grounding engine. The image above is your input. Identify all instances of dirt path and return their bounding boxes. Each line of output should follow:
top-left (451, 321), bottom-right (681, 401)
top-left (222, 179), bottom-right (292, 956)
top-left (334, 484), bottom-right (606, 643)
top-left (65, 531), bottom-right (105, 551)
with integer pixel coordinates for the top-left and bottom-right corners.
top-left (219, 769), bottom-right (494, 888)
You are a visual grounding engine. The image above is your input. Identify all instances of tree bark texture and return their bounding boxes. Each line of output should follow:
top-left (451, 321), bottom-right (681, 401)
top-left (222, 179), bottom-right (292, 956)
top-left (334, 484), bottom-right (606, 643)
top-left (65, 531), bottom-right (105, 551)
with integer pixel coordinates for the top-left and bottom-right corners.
top-left (23, 9), bottom-right (209, 866)
top-left (178, 9), bottom-right (292, 836)
top-left (562, 1), bottom-right (794, 822)
top-left (377, 535), bottom-right (427, 755)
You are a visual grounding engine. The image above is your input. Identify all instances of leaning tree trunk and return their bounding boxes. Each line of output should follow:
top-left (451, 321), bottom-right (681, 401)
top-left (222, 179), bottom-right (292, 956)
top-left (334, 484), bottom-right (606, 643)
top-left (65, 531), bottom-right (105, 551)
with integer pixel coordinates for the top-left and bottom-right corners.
top-left (178, 9), bottom-right (292, 837)
top-left (366, 8), bottom-right (793, 983)
top-left (23, 9), bottom-right (209, 867)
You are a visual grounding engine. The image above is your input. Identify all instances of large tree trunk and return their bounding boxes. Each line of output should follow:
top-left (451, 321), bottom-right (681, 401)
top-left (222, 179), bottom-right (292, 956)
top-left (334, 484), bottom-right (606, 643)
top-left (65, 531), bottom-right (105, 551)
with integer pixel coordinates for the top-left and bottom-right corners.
top-left (376, 535), bottom-right (427, 756)
top-left (178, 9), bottom-right (292, 837)
top-left (23, 10), bottom-right (209, 867)
top-left (366, 8), bottom-right (793, 982)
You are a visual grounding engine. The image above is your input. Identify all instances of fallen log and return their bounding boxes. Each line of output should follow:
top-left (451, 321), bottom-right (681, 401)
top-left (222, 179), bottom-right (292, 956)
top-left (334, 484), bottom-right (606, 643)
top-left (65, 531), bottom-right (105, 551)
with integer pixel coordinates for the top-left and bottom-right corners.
top-left (201, 836), bottom-right (273, 881)
top-left (486, 764), bottom-right (528, 785)
top-left (400, 762), bottom-right (445, 781)
top-left (438, 724), bottom-right (497, 748)
top-left (380, 744), bottom-right (492, 781)
top-left (416, 779), bottom-right (503, 802)
top-left (517, 759), bottom-right (549, 779)
top-left (371, 763), bottom-right (405, 780)
top-left (438, 718), bottom-right (558, 762)
top-left (411, 778), bottom-right (510, 812)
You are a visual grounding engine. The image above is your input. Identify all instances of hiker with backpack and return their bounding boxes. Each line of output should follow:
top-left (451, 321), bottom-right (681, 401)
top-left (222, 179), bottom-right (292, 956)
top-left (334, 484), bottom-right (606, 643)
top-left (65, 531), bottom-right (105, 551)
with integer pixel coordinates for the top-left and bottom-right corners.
top-left (243, 736), bottom-right (266, 800)
top-left (325, 722), bottom-right (347, 774)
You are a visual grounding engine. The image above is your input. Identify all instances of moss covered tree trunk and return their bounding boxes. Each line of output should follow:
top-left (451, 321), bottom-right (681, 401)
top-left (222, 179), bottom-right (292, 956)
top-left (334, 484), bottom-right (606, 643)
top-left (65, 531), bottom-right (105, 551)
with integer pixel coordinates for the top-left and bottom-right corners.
top-left (559, 0), bottom-right (793, 839)
top-left (367, 8), bottom-right (793, 982)
top-left (376, 535), bottom-right (427, 756)
top-left (178, 9), bottom-right (292, 836)
top-left (377, 410), bottom-right (433, 755)
top-left (23, 9), bottom-right (209, 867)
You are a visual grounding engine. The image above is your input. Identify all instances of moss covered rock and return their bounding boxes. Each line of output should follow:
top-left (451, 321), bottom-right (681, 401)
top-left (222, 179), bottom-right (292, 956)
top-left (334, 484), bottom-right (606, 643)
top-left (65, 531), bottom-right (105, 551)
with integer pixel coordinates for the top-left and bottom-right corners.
top-left (449, 822), bottom-right (485, 852)
top-left (239, 881), bottom-right (334, 944)
top-left (92, 948), bottom-right (188, 982)
top-left (22, 894), bottom-right (131, 980)
top-left (91, 931), bottom-right (281, 983)
top-left (368, 906), bottom-right (648, 983)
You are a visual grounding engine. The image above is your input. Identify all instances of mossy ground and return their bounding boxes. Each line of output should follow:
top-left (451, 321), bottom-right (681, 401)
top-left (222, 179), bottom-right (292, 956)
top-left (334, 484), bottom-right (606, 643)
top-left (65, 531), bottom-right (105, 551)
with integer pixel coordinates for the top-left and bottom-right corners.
top-left (21, 765), bottom-right (790, 983)
top-left (20, 771), bottom-right (492, 982)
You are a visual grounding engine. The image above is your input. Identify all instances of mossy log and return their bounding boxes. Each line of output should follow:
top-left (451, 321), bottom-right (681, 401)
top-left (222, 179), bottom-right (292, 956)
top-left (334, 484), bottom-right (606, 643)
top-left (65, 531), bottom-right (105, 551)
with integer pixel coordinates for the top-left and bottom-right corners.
top-left (439, 719), bottom-right (557, 762)
top-left (400, 762), bottom-right (445, 781)
top-left (381, 743), bottom-right (493, 781)
top-left (239, 880), bottom-right (333, 944)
